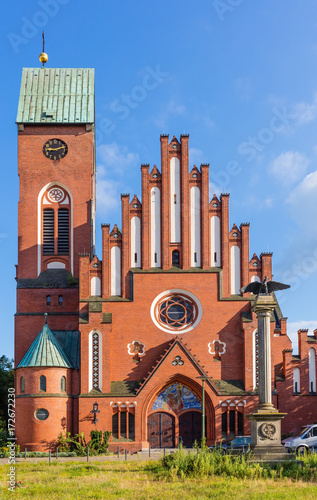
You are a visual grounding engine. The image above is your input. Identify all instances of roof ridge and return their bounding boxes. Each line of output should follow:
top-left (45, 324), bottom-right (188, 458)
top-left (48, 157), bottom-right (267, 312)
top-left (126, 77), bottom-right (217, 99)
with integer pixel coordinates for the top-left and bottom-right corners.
top-left (136, 338), bottom-right (209, 394)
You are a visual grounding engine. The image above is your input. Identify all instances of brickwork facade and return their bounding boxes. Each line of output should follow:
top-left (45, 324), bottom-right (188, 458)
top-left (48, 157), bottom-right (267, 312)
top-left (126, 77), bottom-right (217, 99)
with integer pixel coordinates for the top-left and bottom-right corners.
top-left (14, 68), bottom-right (317, 451)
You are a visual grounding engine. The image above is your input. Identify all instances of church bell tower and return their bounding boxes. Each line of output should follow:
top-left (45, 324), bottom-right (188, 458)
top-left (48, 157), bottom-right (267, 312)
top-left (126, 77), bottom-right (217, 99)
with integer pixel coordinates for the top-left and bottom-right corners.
top-left (15, 44), bottom-right (96, 449)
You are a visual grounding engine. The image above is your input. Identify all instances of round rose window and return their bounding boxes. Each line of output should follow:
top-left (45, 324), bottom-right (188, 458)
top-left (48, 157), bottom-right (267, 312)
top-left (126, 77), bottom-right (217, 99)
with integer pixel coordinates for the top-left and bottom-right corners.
top-left (151, 289), bottom-right (202, 334)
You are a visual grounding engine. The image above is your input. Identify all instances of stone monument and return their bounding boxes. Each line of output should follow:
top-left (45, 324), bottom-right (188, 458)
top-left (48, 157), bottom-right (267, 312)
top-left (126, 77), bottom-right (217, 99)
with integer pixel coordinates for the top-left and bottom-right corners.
top-left (241, 279), bottom-right (292, 461)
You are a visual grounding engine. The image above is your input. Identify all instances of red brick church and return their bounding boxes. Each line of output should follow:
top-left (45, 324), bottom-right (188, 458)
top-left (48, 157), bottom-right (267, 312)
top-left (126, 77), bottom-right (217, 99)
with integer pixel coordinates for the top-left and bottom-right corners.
top-left (14, 66), bottom-right (317, 452)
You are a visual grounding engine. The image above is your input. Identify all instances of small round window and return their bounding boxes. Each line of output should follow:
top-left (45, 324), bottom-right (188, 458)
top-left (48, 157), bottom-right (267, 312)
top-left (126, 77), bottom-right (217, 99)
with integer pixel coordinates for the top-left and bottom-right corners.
top-left (151, 289), bottom-right (202, 334)
top-left (35, 408), bottom-right (49, 421)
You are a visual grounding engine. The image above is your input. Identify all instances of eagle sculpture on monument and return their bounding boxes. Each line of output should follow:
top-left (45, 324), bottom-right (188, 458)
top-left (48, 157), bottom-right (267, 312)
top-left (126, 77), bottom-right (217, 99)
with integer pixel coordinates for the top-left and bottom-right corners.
top-left (240, 276), bottom-right (290, 296)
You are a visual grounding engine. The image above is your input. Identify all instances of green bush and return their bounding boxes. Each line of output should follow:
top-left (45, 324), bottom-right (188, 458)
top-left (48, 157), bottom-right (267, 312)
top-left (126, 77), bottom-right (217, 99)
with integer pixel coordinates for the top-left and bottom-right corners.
top-left (56, 430), bottom-right (111, 456)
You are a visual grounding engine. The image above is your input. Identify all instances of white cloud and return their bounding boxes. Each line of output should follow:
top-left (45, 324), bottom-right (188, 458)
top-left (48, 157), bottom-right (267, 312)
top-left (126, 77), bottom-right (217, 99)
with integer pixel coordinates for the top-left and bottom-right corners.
top-left (97, 142), bottom-right (139, 176)
top-left (95, 142), bottom-right (140, 216)
top-left (287, 321), bottom-right (317, 355)
top-left (153, 99), bottom-right (186, 129)
top-left (286, 170), bottom-right (317, 242)
top-left (96, 175), bottom-right (121, 211)
top-left (268, 151), bottom-right (309, 186)
top-left (293, 93), bottom-right (317, 125)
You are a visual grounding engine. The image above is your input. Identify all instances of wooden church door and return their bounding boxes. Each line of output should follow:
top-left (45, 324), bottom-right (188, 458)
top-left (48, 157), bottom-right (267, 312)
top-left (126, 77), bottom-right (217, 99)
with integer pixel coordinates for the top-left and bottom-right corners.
top-left (147, 412), bottom-right (175, 448)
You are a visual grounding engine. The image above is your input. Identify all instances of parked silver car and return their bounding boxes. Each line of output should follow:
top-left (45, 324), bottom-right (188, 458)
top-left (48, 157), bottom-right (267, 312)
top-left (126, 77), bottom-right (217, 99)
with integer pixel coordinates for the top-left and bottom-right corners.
top-left (282, 425), bottom-right (317, 454)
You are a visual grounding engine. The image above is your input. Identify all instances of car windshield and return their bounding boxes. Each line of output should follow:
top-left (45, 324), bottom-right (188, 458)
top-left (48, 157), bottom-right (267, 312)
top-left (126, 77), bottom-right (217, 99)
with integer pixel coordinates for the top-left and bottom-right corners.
top-left (292, 426), bottom-right (310, 438)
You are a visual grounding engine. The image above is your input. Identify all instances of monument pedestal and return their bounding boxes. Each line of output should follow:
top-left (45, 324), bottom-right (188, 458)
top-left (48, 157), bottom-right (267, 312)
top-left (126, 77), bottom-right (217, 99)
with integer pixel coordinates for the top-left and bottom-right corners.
top-left (247, 409), bottom-right (290, 461)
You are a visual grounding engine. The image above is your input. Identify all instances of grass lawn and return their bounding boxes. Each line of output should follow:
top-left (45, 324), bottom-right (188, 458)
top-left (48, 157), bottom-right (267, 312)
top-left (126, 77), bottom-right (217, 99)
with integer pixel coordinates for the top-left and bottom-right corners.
top-left (1, 460), bottom-right (317, 499)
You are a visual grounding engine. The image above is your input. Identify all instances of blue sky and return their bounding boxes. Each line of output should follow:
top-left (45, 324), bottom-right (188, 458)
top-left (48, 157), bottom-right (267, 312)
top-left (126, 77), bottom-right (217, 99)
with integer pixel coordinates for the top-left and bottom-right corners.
top-left (1, 0), bottom-right (317, 359)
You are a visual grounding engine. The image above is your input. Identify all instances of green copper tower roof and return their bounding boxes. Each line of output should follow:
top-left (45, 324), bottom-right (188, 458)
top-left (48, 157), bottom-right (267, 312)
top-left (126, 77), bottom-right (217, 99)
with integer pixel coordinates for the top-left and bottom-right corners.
top-left (16, 67), bottom-right (94, 124)
top-left (17, 322), bottom-right (73, 368)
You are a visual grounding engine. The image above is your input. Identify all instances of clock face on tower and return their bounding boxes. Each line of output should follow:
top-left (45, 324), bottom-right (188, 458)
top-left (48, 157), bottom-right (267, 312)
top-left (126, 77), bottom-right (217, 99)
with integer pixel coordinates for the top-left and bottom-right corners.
top-left (43, 138), bottom-right (68, 160)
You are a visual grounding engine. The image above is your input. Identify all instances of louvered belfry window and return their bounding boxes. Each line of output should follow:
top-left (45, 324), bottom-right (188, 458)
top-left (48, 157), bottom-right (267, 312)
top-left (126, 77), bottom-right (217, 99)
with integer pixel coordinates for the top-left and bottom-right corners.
top-left (58, 209), bottom-right (69, 254)
top-left (43, 209), bottom-right (55, 255)
top-left (42, 187), bottom-right (70, 257)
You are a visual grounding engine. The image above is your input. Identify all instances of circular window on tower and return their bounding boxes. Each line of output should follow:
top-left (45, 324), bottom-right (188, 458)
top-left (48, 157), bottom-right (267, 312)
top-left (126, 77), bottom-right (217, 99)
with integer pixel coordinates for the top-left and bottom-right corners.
top-left (35, 408), bottom-right (49, 421)
top-left (150, 289), bottom-right (202, 334)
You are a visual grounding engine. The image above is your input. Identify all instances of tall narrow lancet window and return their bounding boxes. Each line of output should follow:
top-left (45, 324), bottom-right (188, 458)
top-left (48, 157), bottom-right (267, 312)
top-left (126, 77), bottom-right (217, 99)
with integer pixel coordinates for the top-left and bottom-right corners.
top-left (130, 216), bottom-right (141, 267)
top-left (89, 330), bottom-right (102, 392)
top-left (170, 157), bottom-right (181, 243)
top-left (112, 411), bottom-right (119, 439)
top-left (293, 368), bottom-right (300, 394)
top-left (20, 376), bottom-right (25, 394)
top-left (172, 250), bottom-right (180, 267)
top-left (309, 348), bottom-right (316, 393)
top-left (61, 376), bottom-right (66, 392)
top-left (230, 245), bottom-right (241, 295)
top-left (39, 375), bottom-right (46, 392)
top-left (111, 246), bottom-right (121, 296)
top-left (91, 277), bottom-right (101, 296)
top-left (210, 216), bottom-right (221, 267)
top-left (150, 187), bottom-right (161, 267)
top-left (190, 186), bottom-right (201, 267)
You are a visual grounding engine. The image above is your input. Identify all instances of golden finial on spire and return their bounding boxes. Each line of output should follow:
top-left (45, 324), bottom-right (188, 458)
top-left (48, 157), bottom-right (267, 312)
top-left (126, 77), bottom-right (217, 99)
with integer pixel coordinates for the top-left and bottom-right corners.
top-left (39, 31), bottom-right (48, 67)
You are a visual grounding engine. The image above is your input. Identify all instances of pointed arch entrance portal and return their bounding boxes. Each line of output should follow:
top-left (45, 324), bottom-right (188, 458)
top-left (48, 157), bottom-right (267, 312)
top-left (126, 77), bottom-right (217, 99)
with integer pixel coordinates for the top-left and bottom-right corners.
top-left (147, 382), bottom-right (204, 448)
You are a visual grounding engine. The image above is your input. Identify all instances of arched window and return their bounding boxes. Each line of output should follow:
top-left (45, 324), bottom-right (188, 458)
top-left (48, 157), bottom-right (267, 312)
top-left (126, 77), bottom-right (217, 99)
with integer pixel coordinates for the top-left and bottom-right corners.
top-left (58, 295), bottom-right (63, 306)
top-left (251, 275), bottom-right (261, 283)
top-left (46, 295), bottom-right (51, 306)
top-left (172, 250), bottom-right (180, 267)
top-left (112, 411), bottom-right (119, 439)
top-left (309, 348), bottom-right (316, 393)
top-left (91, 276), bottom-right (101, 296)
top-left (39, 375), bottom-right (46, 392)
top-left (210, 216), bottom-right (221, 267)
top-left (150, 187), bottom-right (161, 267)
top-left (41, 186), bottom-right (71, 266)
top-left (20, 376), bottom-right (25, 394)
top-left (111, 247), bottom-right (121, 296)
top-left (61, 376), bottom-right (66, 392)
top-left (230, 245), bottom-right (241, 294)
top-left (130, 216), bottom-right (141, 268)
top-left (293, 367), bottom-right (300, 394)
top-left (190, 186), bottom-right (201, 267)
top-left (170, 157), bottom-right (181, 243)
